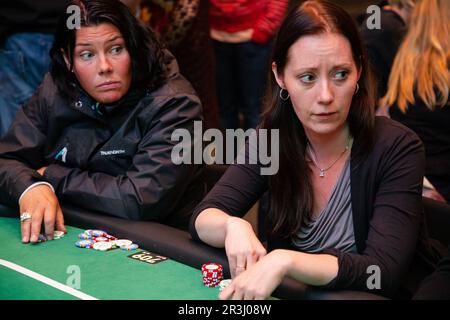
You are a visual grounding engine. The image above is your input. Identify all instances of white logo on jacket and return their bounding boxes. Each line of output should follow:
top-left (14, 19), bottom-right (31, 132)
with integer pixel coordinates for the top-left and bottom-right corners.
top-left (55, 147), bottom-right (68, 163)
top-left (100, 150), bottom-right (126, 156)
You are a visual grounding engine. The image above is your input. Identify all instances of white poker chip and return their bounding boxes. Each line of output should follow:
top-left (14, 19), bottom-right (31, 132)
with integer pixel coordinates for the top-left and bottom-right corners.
top-left (120, 243), bottom-right (139, 251)
top-left (205, 264), bottom-right (220, 271)
top-left (113, 239), bottom-right (133, 247)
top-left (53, 231), bottom-right (65, 239)
top-left (93, 241), bottom-right (113, 251)
top-left (219, 279), bottom-right (232, 291)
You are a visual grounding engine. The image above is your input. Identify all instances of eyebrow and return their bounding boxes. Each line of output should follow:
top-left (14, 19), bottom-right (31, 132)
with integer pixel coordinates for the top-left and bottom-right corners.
top-left (75, 35), bottom-right (124, 47)
top-left (294, 63), bottom-right (353, 73)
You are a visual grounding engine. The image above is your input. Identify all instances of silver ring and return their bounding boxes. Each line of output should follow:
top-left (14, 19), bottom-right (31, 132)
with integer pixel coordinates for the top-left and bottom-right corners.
top-left (20, 212), bottom-right (32, 222)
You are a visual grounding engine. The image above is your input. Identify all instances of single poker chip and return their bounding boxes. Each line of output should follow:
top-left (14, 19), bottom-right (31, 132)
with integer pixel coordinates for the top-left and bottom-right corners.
top-left (219, 279), bottom-right (232, 291)
top-left (78, 233), bottom-right (92, 240)
top-left (105, 234), bottom-right (118, 241)
top-left (93, 241), bottom-right (113, 251)
top-left (53, 231), bottom-right (65, 239)
top-left (92, 236), bottom-right (109, 243)
top-left (113, 239), bottom-right (133, 247)
top-left (202, 271), bottom-right (222, 277)
top-left (84, 229), bottom-right (107, 237)
top-left (202, 263), bottom-right (223, 272)
top-left (75, 239), bottom-right (95, 248)
top-left (120, 243), bottom-right (139, 251)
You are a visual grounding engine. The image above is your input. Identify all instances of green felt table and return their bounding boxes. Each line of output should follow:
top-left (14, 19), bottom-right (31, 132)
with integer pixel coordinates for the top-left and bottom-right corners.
top-left (0, 217), bottom-right (220, 300)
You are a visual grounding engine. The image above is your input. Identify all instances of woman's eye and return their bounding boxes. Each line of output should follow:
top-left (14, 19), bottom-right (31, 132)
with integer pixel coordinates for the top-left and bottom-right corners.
top-left (79, 52), bottom-right (93, 60)
top-left (334, 70), bottom-right (349, 81)
top-left (111, 46), bottom-right (124, 55)
top-left (299, 74), bottom-right (315, 84)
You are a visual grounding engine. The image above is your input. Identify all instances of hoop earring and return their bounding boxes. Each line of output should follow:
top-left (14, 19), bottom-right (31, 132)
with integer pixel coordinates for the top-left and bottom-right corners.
top-left (354, 83), bottom-right (360, 95)
top-left (279, 88), bottom-right (290, 101)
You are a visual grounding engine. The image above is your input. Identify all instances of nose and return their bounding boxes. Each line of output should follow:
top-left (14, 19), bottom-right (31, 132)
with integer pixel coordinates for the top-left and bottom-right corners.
top-left (98, 53), bottom-right (112, 75)
top-left (318, 80), bottom-right (334, 105)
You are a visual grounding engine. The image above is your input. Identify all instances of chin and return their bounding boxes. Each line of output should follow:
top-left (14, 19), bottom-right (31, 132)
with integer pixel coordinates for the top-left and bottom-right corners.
top-left (310, 122), bottom-right (343, 136)
top-left (95, 92), bottom-right (126, 104)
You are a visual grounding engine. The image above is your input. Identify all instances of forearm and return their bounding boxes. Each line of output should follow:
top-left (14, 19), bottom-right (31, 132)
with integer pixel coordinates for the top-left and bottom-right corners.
top-left (276, 249), bottom-right (339, 286)
top-left (195, 209), bottom-right (247, 248)
top-left (44, 164), bottom-right (186, 221)
top-left (0, 158), bottom-right (45, 204)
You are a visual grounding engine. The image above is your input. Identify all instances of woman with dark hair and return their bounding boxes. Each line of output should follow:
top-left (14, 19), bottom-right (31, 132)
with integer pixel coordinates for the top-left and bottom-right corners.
top-left (190, 0), bottom-right (425, 299)
top-left (0, 0), bottom-right (204, 243)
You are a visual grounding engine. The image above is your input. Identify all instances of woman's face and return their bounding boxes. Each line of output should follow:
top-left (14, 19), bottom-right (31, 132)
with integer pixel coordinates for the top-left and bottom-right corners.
top-left (273, 32), bottom-right (360, 139)
top-left (70, 23), bottom-right (132, 104)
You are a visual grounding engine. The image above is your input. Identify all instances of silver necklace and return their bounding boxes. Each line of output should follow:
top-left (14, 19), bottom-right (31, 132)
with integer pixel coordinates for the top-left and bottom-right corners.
top-left (307, 138), bottom-right (352, 177)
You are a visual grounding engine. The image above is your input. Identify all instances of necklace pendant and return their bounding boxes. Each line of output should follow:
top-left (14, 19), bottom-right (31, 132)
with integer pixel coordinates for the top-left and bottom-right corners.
top-left (319, 169), bottom-right (325, 177)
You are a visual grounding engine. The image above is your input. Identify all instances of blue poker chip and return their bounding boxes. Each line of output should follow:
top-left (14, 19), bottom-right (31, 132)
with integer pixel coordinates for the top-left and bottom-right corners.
top-left (38, 234), bottom-right (47, 243)
top-left (85, 229), bottom-right (107, 237)
top-left (78, 233), bottom-right (92, 240)
top-left (75, 240), bottom-right (95, 248)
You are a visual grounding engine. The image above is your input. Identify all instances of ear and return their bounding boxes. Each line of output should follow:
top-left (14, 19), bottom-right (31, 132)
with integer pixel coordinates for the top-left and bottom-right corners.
top-left (272, 62), bottom-right (286, 89)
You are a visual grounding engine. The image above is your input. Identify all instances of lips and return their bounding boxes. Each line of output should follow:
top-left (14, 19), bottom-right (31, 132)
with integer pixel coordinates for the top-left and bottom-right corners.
top-left (96, 81), bottom-right (121, 90)
top-left (314, 112), bottom-right (337, 117)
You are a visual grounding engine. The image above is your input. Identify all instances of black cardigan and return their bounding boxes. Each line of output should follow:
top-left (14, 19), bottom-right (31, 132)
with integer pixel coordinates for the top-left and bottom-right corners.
top-left (190, 117), bottom-right (425, 297)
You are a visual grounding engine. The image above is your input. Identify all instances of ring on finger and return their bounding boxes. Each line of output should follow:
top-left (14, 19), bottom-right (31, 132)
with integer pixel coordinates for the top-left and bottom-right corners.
top-left (20, 212), bottom-right (32, 222)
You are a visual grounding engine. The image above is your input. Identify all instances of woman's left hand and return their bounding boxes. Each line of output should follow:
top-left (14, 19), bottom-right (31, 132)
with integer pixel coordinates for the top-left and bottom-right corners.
top-left (219, 249), bottom-right (292, 300)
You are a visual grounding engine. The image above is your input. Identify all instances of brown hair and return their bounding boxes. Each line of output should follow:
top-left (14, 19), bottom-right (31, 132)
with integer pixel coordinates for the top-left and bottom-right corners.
top-left (260, 0), bottom-right (376, 238)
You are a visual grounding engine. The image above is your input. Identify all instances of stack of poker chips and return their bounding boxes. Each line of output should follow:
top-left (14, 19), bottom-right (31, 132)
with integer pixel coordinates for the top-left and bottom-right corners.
top-left (75, 229), bottom-right (139, 251)
top-left (202, 263), bottom-right (223, 287)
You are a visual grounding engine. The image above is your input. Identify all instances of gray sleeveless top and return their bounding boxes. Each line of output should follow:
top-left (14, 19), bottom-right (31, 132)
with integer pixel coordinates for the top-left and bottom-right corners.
top-left (291, 160), bottom-right (356, 253)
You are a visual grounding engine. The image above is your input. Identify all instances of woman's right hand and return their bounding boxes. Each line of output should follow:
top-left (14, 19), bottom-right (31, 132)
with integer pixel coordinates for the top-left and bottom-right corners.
top-left (224, 217), bottom-right (267, 278)
top-left (19, 185), bottom-right (66, 243)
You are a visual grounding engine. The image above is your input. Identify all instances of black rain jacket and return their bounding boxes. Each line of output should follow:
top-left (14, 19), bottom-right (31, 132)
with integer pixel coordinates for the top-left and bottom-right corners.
top-left (0, 55), bottom-right (204, 229)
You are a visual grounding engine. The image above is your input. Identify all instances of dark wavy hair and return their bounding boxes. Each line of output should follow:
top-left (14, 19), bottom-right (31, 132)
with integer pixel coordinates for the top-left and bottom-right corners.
top-left (50, 0), bottom-right (167, 99)
top-left (261, 0), bottom-right (376, 239)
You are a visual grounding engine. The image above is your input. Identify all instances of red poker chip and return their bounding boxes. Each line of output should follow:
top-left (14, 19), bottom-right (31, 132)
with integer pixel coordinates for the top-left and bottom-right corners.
top-left (92, 236), bottom-right (110, 242)
top-left (202, 263), bottom-right (223, 272)
top-left (201, 263), bottom-right (224, 287)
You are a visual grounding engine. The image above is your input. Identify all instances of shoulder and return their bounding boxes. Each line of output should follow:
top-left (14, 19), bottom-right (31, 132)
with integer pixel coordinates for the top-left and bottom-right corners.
top-left (364, 116), bottom-right (424, 164)
top-left (22, 72), bottom-right (66, 117)
top-left (373, 116), bottom-right (421, 145)
top-left (138, 52), bottom-right (202, 123)
top-left (147, 50), bottom-right (200, 104)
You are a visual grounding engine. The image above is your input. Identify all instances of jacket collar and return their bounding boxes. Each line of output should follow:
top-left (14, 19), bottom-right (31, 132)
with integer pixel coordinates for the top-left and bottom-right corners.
top-left (69, 82), bottom-right (146, 120)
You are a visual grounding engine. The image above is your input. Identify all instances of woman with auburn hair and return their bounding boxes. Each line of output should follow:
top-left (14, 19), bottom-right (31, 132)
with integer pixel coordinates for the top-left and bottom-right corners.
top-left (382, 0), bottom-right (450, 203)
top-left (190, 0), bottom-right (426, 299)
